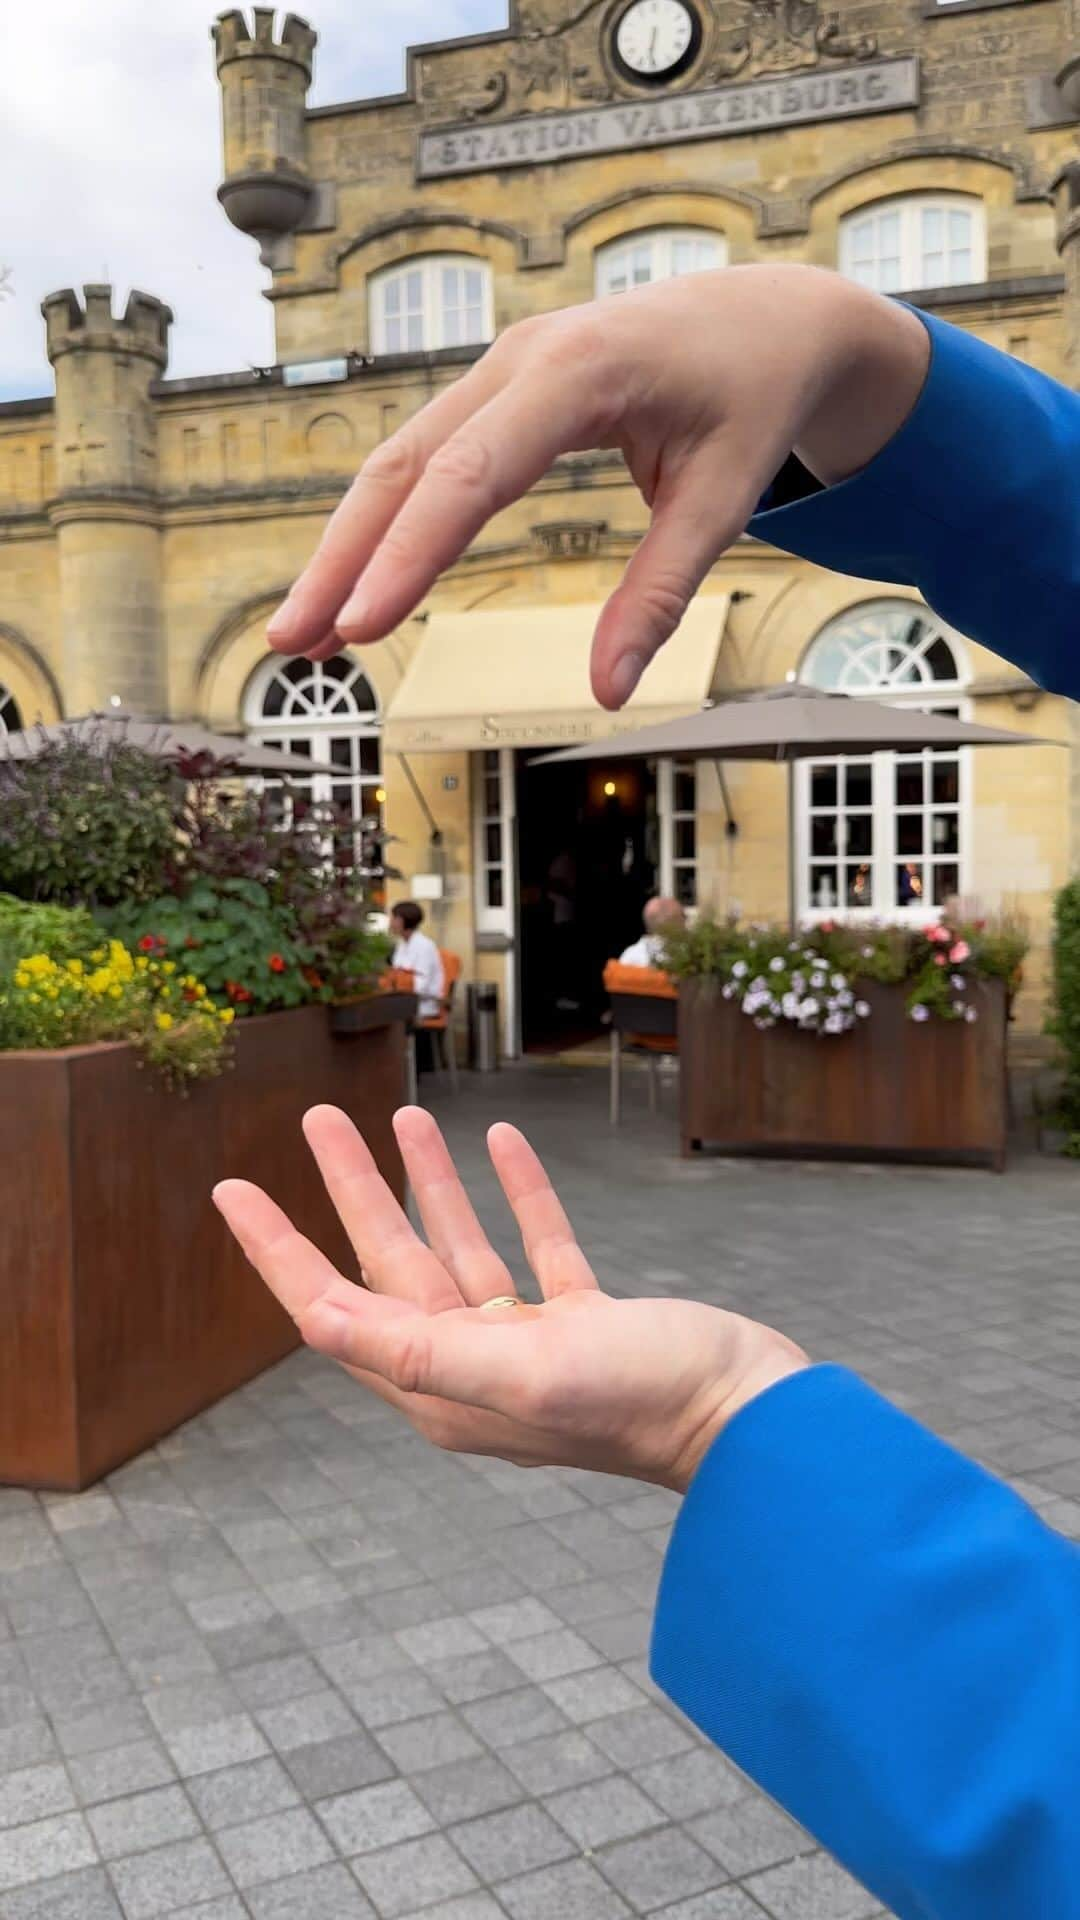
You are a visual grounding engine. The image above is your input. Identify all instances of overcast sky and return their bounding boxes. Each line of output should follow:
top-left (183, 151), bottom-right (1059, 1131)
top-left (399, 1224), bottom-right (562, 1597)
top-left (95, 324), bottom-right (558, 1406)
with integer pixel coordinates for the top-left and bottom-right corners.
top-left (0, 1), bottom-right (507, 400)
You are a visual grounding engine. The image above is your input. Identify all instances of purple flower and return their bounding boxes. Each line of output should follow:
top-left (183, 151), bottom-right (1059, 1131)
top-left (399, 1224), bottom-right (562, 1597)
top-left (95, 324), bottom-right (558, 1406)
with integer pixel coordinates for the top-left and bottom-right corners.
top-left (965, 1007), bottom-right (978, 1024)
top-left (951, 974), bottom-right (966, 992)
top-left (769, 957), bottom-right (785, 973)
top-left (855, 1000), bottom-right (871, 1019)
top-left (731, 961), bottom-right (748, 980)
top-left (910, 1004), bottom-right (930, 1023)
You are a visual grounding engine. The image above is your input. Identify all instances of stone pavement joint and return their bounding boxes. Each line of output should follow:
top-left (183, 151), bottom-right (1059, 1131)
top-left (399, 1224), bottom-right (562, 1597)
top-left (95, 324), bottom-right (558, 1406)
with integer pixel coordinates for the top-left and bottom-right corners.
top-left (1, 1066), bottom-right (1077, 1917)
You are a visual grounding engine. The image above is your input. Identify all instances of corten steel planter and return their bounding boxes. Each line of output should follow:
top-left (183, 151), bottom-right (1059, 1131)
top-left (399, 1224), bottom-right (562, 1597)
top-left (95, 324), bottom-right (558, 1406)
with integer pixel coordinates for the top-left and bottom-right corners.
top-left (0, 1003), bottom-right (410, 1491)
top-left (678, 976), bottom-right (1008, 1171)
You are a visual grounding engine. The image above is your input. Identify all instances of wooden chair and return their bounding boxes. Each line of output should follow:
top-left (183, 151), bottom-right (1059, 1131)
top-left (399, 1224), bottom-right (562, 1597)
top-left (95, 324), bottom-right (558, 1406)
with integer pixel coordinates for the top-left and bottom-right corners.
top-left (602, 960), bottom-right (679, 1128)
top-left (416, 949), bottom-right (462, 1092)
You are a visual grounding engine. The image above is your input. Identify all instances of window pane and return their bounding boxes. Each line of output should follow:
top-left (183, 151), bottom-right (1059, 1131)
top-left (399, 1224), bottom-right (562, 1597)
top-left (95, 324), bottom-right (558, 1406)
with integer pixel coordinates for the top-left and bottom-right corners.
top-left (442, 309), bottom-right (464, 347)
top-left (675, 867), bottom-right (696, 907)
top-left (674, 767), bottom-right (696, 813)
top-left (811, 815), bottom-right (837, 856)
top-left (922, 252), bottom-right (945, 286)
top-left (896, 812), bottom-right (924, 857)
top-left (406, 314), bottom-right (424, 351)
top-left (487, 869), bottom-right (504, 909)
top-left (385, 318), bottom-right (401, 353)
top-left (442, 266), bottom-right (459, 304)
top-left (405, 269), bottom-right (423, 306)
top-left (932, 758), bottom-right (959, 804)
top-left (672, 240), bottom-right (693, 275)
top-left (931, 862), bottom-right (960, 907)
top-left (483, 749), bottom-right (499, 775)
top-left (330, 736), bottom-right (354, 770)
top-left (384, 280), bottom-right (400, 317)
top-left (949, 248), bottom-right (973, 282)
top-left (846, 864), bottom-right (873, 908)
top-left (922, 208), bottom-right (944, 250)
top-left (358, 739), bottom-right (381, 776)
top-left (675, 820), bottom-right (696, 861)
top-left (485, 823), bottom-right (502, 864)
top-left (847, 814), bottom-right (873, 858)
top-left (879, 211), bottom-right (901, 249)
top-left (845, 763), bottom-right (872, 807)
top-left (880, 256), bottom-right (903, 292)
top-left (896, 863), bottom-right (925, 906)
top-left (811, 864), bottom-right (839, 909)
top-left (924, 637), bottom-right (957, 681)
top-left (811, 764), bottom-right (838, 807)
top-left (896, 761), bottom-right (924, 806)
top-left (948, 209), bottom-right (972, 246)
top-left (932, 812), bottom-right (959, 855)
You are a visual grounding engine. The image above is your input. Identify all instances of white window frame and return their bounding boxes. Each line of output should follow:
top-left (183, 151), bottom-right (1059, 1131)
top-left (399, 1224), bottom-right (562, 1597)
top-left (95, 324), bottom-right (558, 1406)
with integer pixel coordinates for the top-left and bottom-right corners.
top-left (795, 602), bottom-right (972, 927)
top-left (595, 226), bottom-right (727, 298)
top-left (244, 653), bottom-right (383, 837)
top-left (472, 746), bottom-right (518, 1057)
top-left (657, 756), bottom-right (699, 907)
top-left (369, 255), bottom-right (494, 356)
top-left (839, 194), bottom-right (986, 294)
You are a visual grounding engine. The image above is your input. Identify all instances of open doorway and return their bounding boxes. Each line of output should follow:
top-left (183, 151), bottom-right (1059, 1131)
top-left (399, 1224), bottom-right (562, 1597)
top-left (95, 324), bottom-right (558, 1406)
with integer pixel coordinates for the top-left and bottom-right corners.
top-left (516, 751), bottom-right (659, 1052)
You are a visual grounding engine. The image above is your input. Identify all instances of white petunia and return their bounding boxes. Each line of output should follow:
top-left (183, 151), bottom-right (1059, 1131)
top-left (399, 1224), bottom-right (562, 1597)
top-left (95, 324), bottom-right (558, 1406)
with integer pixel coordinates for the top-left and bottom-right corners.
top-left (855, 1000), bottom-right (871, 1019)
top-left (965, 1007), bottom-right (978, 1023)
top-left (769, 957), bottom-right (785, 973)
top-left (731, 961), bottom-right (748, 979)
top-left (910, 1004), bottom-right (930, 1023)
top-left (831, 973), bottom-right (847, 991)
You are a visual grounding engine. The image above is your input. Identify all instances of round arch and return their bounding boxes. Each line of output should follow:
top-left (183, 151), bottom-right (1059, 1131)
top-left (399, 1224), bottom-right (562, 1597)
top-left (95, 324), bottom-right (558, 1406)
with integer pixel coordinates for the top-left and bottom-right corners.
top-left (0, 623), bottom-right (63, 729)
top-left (194, 591), bottom-right (403, 734)
top-left (799, 599), bottom-right (971, 695)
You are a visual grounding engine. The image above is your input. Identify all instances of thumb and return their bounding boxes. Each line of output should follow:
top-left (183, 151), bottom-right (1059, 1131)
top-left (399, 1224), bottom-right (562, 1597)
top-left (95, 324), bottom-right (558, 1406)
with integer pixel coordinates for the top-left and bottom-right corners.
top-left (589, 445), bottom-right (753, 710)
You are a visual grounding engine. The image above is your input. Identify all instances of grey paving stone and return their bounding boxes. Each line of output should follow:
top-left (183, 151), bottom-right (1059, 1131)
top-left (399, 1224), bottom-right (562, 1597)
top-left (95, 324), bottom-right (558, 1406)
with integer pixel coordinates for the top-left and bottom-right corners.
top-left (395, 1618), bottom-right (489, 1667)
top-left (162, 1714), bottom-right (270, 1779)
top-left (462, 1689), bottom-right (570, 1752)
top-left (246, 1862), bottom-right (377, 1920)
top-left (652, 1895), bottom-right (777, 1920)
top-left (87, 1784), bottom-right (200, 1859)
top-left (745, 1851), bottom-right (882, 1919)
top-left (413, 1753), bottom-right (525, 1827)
top-left (187, 1754), bottom-right (302, 1831)
top-left (284, 1729), bottom-right (397, 1801)
top-left (587, 1707), bottom-right (694, 1769)
top-left (52, 1699), bottom-right (155, 1759)
top-left (0, 1762), bottom-right (76, 1830)
top-left (172, 1902), bottom-right (248, 1920)
top-left (426, 1649), bottom-right (524, 1706)
top-left (216, 1805), bottom-right (335, 1888)
top-left (468, 1600), bottom-right (563, 1646)
top-left (352, 1832), bottom-right (479, 1918)
top-left (540, 1669), bottom-right (646, 1726)
top-left (497, 1858), bottom-right (633, 1920)
top-left (69, 1739), bottom-right (176, 1806)
top-left (632, 1747), bottom-right (747, 1820)
top-left (0, 1814), bottom-right (97, 1893)
top-left (437, 1567), bottom-right (528, 1615)
top-left (106, 1837), bottom-right (232, 1918)
top-left (596, 1827), bottom-right (725, 1909)
top-left (545, 1775), bottom-right (664, 1849)
top-left (344, 1670), bottom-right (448, 1731)
top-left (0, 1866), bottom-right (124, 1919)
top-left (256, 1685), bottom-right (358, 1753)
top-left (375, 1710), bottom-right (483, 1775)
top-left (449, 1803), bottom-right (575, 1882)
top-left (544, 1580), bottom-right (631, 1629)
top-left (690, 1795), bottom-right (814, 1877)
top-left (505, 1630), bottom-right (604, 1685)
top-left (367, 1586), bottom-right (451, 1633)
top-left (316, 1633), bottom-right (414, 1691)
top-left (502, 1729), bottom-right (613, 1797)
top-left (317, 1779), bottom-right (436, 1856)
top-left (232, 1651), bottom-right (325, 1711)
top-left (0, 1720), bottom-right (58, 1775)
top-left (578, 1613), bottom-right (653, 1664)
top-left (397, 1900), bottom-right (506, 1920)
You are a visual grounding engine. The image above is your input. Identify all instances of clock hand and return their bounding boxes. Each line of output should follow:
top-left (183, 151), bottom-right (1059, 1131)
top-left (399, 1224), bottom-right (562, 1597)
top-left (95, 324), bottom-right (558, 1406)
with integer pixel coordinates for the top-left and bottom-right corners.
top-left (649, 26), bottom-right (658, 65)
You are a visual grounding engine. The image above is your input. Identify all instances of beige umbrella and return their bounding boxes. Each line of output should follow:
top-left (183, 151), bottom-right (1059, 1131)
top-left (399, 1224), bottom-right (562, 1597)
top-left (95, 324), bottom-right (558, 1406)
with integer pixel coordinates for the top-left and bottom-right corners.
top-left (0, 713), bottom-right (317, 776)
top-left (534, 684), bottom-right (1053, 919)
top-left (533, 684), bottom-right (1046, 764)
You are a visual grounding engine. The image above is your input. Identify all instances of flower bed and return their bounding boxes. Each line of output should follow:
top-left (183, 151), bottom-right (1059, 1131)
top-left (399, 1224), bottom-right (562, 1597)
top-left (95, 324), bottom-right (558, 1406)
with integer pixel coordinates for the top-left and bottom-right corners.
top-left (666, 916), bottom-right (1024, 1171)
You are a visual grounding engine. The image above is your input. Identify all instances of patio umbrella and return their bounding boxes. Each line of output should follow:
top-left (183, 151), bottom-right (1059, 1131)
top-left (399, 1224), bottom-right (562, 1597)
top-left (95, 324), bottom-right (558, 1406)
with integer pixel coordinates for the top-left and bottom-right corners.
top-left (533, 684), bottom-right (1053, 919)
top-left (0, 713), bottom-right (317, 776)
top-left (532, 684), bottom-right (1046, 764)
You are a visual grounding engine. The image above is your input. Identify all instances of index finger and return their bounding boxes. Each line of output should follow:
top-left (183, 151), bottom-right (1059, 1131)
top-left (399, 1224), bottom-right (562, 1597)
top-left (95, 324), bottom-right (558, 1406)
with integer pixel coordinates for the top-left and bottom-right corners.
top-left (302, 1105), bottom-right (463, 1314)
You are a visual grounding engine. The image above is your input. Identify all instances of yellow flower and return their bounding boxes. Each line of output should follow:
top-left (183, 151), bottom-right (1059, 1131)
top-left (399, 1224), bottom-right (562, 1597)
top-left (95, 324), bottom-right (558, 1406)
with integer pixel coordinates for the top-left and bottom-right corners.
top-left (161, 961), bottom-right (176, 976)
top-left (195, 983), bottom-right (207, 999)
top-left (135, 956), bottom-right (150, 972)
top-left (155, 1011), bottom-right (174, 1031)
top-left (108, 985), bottom-right (123, 1000)
top-left (90, 947), bottom-right (105, 964)
top-left (28, 992), bottom-right (40, 1004)
top-left (218, 1007), bottom-right (235, 1025)
top-left (14, 970), bottom-right (29, 989)
top-left (66, 959), bottom-right (84, 977)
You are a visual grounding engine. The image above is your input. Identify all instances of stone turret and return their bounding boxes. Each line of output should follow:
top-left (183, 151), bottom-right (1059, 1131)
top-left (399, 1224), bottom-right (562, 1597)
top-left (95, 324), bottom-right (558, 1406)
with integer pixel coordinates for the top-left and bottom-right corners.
top-left (42, 286), bottom-right (171, 715)
top-left (212, 9), bottom-right (316, 263)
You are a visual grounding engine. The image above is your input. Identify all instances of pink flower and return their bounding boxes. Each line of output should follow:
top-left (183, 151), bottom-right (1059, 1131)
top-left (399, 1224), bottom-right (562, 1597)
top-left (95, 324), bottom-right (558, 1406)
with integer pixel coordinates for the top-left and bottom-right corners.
top-left (934, 954), bottom-right (947, 967)
top-left (949, 941), bottom-right (971, 964)
top-left (925, 925), bottom-right (948, 944)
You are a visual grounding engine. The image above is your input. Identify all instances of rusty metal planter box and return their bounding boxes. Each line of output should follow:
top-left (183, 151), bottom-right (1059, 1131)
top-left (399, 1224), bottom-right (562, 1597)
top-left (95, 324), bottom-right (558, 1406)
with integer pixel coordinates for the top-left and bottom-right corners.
top-left (678, 977), bottom-right (1008, 1171)
top-left (0, 1003), bottom-right (409, 1490)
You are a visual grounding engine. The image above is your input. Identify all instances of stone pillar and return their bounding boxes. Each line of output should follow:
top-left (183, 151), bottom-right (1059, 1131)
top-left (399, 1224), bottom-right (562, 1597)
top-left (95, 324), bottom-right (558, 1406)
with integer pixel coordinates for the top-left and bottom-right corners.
top-left (42, 285), bottom-right (171, 716)
top-left (212, 9), bottom-right (316, 264)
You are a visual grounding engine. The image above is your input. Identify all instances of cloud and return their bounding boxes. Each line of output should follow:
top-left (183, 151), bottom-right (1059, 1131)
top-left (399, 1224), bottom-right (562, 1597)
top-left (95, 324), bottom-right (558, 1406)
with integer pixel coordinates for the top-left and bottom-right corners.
top-left (0, 1), bottom-right (507, 399)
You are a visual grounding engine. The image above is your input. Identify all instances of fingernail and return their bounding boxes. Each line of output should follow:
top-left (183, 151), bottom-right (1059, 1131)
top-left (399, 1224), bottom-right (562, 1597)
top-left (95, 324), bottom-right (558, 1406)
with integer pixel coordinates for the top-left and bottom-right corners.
top-left (267, 597), bottom-right (300, 641)
top-left (610, 651), bottom-right (646, 707)
top-left (335, 593), bottom-right (369, 639)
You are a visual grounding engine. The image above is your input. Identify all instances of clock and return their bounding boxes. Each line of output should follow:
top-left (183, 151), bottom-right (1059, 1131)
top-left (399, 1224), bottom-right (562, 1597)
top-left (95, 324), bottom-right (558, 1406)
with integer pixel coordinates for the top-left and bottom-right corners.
top-left (612, 0), bottom-right (703, 85)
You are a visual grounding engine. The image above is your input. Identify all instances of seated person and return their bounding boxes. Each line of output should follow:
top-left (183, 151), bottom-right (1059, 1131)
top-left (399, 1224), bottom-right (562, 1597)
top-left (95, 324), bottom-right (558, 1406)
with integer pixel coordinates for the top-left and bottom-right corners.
top-left (619, 896), bottom-right (685, 969)
top-left (390, 900), bottom-right (444, 1019)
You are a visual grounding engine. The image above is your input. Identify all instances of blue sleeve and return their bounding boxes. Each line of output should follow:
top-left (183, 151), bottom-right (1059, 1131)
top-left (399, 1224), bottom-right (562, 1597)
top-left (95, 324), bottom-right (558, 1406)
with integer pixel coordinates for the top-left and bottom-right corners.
top-left (747, 308), bottom-right (1080, 701)
top-left (651, 1365), bottom-right (1080, 1920)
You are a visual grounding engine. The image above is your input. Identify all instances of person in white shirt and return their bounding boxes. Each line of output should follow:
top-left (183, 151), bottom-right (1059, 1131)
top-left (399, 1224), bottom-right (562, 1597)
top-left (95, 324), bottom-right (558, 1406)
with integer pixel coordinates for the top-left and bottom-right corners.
top-left (619, 897), bottom-right (685, 969)
top-left (391, 901), bottom-right (445, 1019)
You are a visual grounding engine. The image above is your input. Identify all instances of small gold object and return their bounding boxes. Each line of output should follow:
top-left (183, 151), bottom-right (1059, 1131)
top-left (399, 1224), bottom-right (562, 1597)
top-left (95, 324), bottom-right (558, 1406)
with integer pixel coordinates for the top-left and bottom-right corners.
top-left (479, 1294), bottom-right (522, 1311)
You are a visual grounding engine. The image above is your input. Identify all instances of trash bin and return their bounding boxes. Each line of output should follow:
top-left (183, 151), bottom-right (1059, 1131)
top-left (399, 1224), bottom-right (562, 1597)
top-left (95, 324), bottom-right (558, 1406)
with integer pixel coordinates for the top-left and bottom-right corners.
top-left (467, 982), bottom-right (500, 1072)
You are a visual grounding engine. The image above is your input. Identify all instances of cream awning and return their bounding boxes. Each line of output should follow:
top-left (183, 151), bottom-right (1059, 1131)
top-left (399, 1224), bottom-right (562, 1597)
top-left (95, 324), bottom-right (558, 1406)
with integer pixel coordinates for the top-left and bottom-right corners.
top-left (382, 595), bottom-right (729, 754)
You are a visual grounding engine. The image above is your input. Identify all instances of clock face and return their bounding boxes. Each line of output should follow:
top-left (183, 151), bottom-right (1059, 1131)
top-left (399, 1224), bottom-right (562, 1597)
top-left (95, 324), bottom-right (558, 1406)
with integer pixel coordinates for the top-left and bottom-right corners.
top-left (613, 0), bottom-right (701, 83)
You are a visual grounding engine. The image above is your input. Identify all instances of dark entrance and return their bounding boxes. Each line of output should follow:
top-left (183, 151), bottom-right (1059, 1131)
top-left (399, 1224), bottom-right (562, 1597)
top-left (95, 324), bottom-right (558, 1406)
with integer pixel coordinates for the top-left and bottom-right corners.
top-left (516, 750), bottom-right (659, 1052)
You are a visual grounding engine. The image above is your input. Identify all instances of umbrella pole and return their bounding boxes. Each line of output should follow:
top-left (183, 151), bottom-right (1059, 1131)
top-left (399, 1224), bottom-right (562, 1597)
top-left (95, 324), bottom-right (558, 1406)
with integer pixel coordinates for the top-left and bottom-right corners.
top-left (786, 757), bottom-right (796, 931)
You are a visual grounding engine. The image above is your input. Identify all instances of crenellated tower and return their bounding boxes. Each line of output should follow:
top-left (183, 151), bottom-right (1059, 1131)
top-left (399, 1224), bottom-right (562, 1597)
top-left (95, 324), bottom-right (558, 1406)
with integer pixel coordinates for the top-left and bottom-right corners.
top-left (42, 285), bottom-right (172, 716)
top-left (212, 9), bottom-right (317, 265)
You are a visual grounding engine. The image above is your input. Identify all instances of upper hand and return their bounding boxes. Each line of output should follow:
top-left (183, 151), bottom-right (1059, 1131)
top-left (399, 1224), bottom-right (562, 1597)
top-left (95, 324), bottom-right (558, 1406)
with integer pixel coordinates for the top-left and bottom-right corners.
top-left (213, 1105), bottom-right (807, 1494)
top-left (265, 265), bottom-right (928, 709)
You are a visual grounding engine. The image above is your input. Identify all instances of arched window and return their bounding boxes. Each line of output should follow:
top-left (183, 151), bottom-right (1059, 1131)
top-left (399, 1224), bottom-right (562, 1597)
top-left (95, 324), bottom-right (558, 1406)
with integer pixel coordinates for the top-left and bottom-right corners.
top-left (595, 227), bottom-right (727, 297)
top-left (369, 256), bottom-right (493, 355)
top-left (839, 194), bottom-right (985, 294)
top-left (245, 653), bottom-right (382, 830)
top-left (0, 684), bottom-right (22, 736)
top-left (797, 601), bottom-right (970, 922)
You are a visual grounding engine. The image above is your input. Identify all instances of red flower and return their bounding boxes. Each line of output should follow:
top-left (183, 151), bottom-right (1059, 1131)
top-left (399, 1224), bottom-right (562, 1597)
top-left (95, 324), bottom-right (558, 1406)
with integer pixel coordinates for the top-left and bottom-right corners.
top-left (820, 919), bottom-right (836, 934)
top-left (183, 935), bottom-right (199, 950)
top-left (225, 980), bottom-right (253, 1004)
top-left (138, 934), bottom-right (157, 953)
top-left (302, 966), bottom-right (324, 990)
top-left (268, 954), bottom-right (287, 975)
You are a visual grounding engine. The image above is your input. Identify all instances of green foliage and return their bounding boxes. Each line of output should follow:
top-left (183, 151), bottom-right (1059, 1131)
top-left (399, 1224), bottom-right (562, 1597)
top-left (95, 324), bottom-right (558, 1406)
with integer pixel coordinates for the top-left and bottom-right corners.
top-left (106, 880), bottom-right (313, 1016)
top-left (1049, 879), bottom-right (1080, 1129)
top-left (0, 895), bottom-right (101, 974)
top-left (0, 736), bottom-right (179, 907)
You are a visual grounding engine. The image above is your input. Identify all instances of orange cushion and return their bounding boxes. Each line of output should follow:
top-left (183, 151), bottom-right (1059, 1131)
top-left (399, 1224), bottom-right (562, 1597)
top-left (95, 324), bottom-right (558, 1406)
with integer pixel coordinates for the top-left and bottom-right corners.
top-left (603, 960), bottom-right (677, 1001)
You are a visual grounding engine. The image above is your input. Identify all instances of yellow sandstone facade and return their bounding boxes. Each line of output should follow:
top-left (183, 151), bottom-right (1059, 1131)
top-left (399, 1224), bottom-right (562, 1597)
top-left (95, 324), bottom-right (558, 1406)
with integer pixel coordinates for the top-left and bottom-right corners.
top-left (2, 0), bottom-right (1080, 1047)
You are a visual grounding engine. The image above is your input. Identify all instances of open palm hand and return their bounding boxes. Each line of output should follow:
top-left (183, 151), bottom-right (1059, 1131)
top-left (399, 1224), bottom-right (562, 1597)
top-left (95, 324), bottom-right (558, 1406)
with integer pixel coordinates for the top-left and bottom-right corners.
top-left (214, 1106), bottom-right (807, 1494)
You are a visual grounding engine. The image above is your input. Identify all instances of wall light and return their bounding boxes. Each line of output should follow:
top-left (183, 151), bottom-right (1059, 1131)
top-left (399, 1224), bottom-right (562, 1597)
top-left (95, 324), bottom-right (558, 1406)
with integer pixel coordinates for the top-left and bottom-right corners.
top-left (375, 786), bottom-right (387, 804)
top-left (603, 780), bottom-right (617, 798)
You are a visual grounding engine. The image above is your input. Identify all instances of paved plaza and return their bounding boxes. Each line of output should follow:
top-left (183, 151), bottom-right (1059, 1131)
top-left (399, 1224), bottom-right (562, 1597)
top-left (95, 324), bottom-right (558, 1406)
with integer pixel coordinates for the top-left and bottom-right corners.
top-left (1, 1065), bottom-right (1079, 1920)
